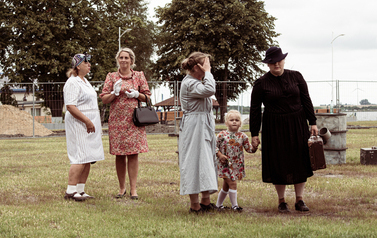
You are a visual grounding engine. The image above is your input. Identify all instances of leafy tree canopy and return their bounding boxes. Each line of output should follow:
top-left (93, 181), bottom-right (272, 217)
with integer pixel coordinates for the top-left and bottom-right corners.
top-left (154, 0), bottom-right (279, 121)
top-left (360, 99), bottom-right (371, 105)
top-left (0, 85), bottom-right (18, 107)
top-left (0, 0), bottom-right (155, 116)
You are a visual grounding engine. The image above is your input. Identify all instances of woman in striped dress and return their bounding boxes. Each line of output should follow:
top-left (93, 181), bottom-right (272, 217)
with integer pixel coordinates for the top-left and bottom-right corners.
top-left (63, 53), bottom-right (105, 201)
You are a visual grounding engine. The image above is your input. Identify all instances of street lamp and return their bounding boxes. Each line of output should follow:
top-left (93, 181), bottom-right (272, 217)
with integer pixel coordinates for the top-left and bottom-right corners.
top-left (331, 33), bottom-right (345, 113)
top-left (119, 27), bottom-right (132, 51)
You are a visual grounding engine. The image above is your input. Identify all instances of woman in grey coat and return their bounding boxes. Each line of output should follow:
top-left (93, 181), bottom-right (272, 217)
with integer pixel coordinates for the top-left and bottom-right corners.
top-left (179, 52), bottom-right (218, 213)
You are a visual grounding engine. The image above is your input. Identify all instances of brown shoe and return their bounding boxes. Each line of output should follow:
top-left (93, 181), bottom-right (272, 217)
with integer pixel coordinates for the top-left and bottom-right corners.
top-left (278, 202), bottom-right (290, 213)
top-left (189, 207), bottom-right (206, 214)
top-left (200, 203), bottom-right (218, 212)
top-left (295, 200), bottom-right (310, 212)
top-left (80, 192), bottom-right (95, 199)
top-left (64, 192), bottom-right (75, 200)
top-left (64, 192), bottom-right (86, 202)
top-left (115, 189), bottom-right (127, 199)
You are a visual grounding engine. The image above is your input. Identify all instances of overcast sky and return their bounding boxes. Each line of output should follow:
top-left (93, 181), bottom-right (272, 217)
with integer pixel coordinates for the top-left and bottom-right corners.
top-left (147, 0), bottom-right (377, 105)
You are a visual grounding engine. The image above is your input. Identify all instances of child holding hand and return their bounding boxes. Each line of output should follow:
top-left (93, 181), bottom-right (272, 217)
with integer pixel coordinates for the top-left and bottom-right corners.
top-left (216, 110), bottom-right (257, 212)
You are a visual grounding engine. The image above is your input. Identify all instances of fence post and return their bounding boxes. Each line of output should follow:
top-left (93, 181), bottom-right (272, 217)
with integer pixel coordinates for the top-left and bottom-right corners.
top-left (336, 79), bottom-right (339, 112)
top-left (174, 80), bottom-right (178, 134)
top-left (32, 81), bottom-right (35, 138)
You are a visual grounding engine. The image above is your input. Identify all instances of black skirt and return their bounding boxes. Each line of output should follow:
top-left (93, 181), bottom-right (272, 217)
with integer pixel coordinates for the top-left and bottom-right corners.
top-left (261, 108), bottom-right (313, 185)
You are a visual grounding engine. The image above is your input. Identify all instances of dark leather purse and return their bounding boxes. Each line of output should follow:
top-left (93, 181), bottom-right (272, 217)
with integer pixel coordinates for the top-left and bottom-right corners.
top-left (132, 93), bottom-right (159, 127)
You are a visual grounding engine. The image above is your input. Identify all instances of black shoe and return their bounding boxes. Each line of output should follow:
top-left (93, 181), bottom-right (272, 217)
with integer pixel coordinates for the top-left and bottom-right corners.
top-left (295, 200), bottom-right (310, 212)
top-left (278, 202), bottom-right (290, 213)
top-left (200, 203), bottom-right (218, 211)
top-left (232, 206), bottom-right (243, 212)
top-left (115, 189), bottom-right (127, 199)
top-left (130, 192), bottom-right (139, 200)
top-left (217, 205), bottom-right (230, 212)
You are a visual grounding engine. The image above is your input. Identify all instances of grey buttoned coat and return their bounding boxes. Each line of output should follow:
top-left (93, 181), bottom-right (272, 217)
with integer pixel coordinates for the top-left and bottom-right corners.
top-left (179, 72), bottom-right (218, 195)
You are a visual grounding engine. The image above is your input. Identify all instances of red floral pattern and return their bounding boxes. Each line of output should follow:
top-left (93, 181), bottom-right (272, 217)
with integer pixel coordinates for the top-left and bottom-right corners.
top-left (100, 69), bottom-right (151, 155)
top-left (216, 130), bottom-right (253, 181)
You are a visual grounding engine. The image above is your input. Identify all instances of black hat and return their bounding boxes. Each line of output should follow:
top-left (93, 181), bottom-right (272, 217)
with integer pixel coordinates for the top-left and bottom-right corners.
top-left (262, 47), bottom-right (288, 64)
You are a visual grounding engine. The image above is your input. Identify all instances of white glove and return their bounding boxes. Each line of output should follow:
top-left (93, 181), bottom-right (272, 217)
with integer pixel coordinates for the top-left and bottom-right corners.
top-left (113, 79), bottom-right (122, 96)
top-left (125, 89), bottom-right (140, 99)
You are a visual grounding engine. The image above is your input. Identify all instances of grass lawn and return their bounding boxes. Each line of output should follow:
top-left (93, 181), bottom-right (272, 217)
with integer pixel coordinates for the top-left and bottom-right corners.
top-left (1, 122), bottom-right (377, 237)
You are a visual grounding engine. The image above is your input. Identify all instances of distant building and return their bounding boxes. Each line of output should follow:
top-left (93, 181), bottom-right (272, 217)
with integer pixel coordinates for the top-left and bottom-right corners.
top-left (1, 88), bottom-right (51, 117)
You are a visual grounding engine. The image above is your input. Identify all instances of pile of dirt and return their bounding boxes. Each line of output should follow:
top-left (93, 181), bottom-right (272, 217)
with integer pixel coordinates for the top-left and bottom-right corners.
top-left (145, 123), bottom-right (176, 134)
top-left (0, 105), bottom-right (54, 137)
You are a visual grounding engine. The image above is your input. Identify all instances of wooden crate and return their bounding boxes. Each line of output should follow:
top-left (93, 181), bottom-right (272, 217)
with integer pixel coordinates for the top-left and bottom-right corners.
top-left (360, 147), bottom-right (377, 165)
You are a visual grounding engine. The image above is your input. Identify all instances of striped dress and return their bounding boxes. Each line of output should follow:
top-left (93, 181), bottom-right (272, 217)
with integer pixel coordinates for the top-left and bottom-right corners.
top-left (63, 76), bottom-right (104, 164)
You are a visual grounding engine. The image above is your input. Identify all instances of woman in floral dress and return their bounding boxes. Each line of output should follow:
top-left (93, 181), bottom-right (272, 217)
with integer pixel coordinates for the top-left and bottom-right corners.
top-left (100, 48), bottom-right (151, 200)
top-left (216, 110), bottom-right (257, 211)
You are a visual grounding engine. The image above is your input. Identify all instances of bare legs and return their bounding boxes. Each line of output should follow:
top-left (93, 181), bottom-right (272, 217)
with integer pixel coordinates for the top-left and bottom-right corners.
top-left (189, 194), bottom-right (200, 210)
top-left (275, 184), bottom-right (286, 204)
top-left (116, 155), bottom-right (127, 194)
top-left (275, 182), bottom-right (306, 203)
top-left (222, 178), bottom-right (237, 191)
top-left (128, 154), bottom-right (139, 196)
top-left (293, 182), bottom-right (305, 202)
top-left (115, 154), bottom-right (139, 196)
top-left (68, 163), bottom-right (91, 185)
top-left (189, 191), bottom-right (210, 210)
top-left (65, 164), bottom-right (91, 200)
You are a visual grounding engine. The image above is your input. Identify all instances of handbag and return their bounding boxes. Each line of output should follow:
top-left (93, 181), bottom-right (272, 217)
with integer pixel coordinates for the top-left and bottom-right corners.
top-left (308, 135), bottom-right (327, 171)
top-left (132, 93), bottom-right (159, 127)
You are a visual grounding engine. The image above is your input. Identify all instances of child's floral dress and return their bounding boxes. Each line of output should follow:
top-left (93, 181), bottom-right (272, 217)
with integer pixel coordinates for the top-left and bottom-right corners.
top-left (216, 130), bottom-right (254, 181)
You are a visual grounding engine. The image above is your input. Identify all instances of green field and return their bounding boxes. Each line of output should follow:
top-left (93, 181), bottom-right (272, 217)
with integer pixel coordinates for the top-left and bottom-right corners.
top-left (1, 122), bottom-right (377, 237)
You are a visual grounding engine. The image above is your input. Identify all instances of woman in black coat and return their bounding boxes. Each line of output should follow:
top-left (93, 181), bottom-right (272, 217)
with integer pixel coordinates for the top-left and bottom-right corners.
top-left (249, 47), bottom-right (318, 213)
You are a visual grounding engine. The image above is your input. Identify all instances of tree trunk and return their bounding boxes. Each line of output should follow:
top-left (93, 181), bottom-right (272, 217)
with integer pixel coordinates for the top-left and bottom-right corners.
top-left (218, 82), bottom-right (227, 123)
top-left (217, 65), bottom-right (228, 123)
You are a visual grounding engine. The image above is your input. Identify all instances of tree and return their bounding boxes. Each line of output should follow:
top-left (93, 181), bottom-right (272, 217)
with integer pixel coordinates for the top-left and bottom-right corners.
top-left (360, 99), bottom-right (371, 105)
top-left (0, 85), bottom-right (18, 107)
top-left (0, 0), bottom-right (154, 117)
top-left (154, 0), bottom-right (278, 122)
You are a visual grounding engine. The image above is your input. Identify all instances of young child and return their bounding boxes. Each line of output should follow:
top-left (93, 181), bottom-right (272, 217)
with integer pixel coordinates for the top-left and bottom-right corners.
top-left (216, 110), bottom-right (257, 212)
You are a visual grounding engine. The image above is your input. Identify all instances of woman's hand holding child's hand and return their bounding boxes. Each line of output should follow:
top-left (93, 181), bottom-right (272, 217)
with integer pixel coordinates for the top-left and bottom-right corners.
top-left (251, 146), bottom-right (258, 153)
top-left (219, 154), bottom-right (228, 165)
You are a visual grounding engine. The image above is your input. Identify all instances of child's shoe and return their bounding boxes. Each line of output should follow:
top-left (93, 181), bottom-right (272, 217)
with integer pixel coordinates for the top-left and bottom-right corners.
top-left (232, 206), bottom-right (243, 212)
top-left (217, 205), bottom-right (230, 212)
